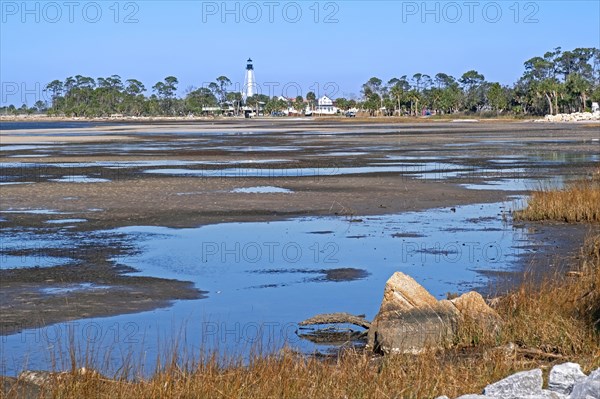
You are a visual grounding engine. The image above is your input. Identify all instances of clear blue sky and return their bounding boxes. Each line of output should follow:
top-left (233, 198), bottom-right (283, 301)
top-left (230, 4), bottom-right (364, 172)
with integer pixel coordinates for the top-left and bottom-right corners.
top-left (1, 0), bottom-right (599, 105)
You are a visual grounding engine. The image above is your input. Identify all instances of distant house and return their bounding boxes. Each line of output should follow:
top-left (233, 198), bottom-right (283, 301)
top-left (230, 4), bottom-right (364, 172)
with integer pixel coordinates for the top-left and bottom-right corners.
top-left (315, 95), bottom-right (338, 115)
top-left (279, 96), bottom-right (305, 115)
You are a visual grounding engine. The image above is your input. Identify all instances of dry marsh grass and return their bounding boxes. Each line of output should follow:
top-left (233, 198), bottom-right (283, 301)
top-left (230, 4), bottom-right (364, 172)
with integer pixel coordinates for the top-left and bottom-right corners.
top-left (514, 170), bottom-right (600, 223)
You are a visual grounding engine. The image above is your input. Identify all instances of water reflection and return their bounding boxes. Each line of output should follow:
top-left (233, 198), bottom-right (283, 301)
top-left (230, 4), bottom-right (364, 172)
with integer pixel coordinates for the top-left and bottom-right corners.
top-left (2, 201), bottom-right (534, 376)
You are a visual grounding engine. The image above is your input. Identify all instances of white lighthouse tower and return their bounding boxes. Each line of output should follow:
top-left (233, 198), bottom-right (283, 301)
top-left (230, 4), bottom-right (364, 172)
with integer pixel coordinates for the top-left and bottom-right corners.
top-left (243, 58), bottom-right (256, 103)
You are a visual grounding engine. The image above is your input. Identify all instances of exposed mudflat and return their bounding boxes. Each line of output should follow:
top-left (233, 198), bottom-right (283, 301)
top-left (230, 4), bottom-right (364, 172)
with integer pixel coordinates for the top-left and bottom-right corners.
top-left (1, 119), bottom-right (599, 340)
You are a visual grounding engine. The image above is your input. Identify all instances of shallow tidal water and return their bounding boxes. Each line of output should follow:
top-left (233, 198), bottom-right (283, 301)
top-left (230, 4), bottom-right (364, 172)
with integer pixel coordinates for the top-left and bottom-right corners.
top-left (1, 200), bottom-right (538, 376)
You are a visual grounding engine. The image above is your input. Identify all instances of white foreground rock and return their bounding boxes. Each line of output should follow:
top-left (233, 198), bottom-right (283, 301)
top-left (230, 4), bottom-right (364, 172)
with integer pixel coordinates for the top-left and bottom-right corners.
top-left (483, 369), bottom-right (543, 398)
top-left (438, 365), bottom-right (598, 399)
top-left (570, 368), bottom-right (600, 399)
top-left (549, 363), bottom-right (587, 395)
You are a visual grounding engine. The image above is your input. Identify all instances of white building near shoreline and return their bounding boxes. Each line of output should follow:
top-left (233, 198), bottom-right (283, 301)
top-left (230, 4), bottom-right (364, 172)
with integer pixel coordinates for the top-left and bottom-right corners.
top-left (314, 95), bottom-right (338, 115)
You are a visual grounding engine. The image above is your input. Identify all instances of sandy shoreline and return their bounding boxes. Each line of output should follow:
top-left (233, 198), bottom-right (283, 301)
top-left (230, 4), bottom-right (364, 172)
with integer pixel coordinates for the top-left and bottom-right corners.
top-left (2, 113), bottom-right (598, 127)
top-left (2, 117), bottom-right (598, 145)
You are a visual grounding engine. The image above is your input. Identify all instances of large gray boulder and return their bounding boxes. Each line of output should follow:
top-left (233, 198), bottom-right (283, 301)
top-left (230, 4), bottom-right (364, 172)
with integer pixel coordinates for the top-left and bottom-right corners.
top-left (366, 272), bottom-right (458, 353)
top-left (367, 272), bottom-right (501, 354)
top-left (18, 371), bottom-right (56, 387)
top-left (483, 369), bottom-right (543, 398)
top-left (570, 368), bottom-right (600, 399)
top-left (548, 363), bottom-right (586, 395)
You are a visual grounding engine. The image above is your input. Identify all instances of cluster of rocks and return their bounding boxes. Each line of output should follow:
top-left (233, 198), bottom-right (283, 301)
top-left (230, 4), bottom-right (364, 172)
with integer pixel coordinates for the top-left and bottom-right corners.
top-left (537, 111), bottom-right (600, 122)
top-left (365, 273), bottom-right (599, 399)
top-left (366, 272), bottom-right (501, 353)
top-left (436, 363), bottom-right (600, 399)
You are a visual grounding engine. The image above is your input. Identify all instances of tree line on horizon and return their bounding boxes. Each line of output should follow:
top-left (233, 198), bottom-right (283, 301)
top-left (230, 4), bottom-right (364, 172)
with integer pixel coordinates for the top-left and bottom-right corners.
top-left (2, 47), bottom-right (599, 118)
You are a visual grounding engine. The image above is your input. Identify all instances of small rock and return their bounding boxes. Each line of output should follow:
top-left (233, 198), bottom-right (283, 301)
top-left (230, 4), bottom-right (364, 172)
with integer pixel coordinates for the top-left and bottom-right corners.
top-left (18, 371), bottom-right (56, 386)
top-left (1, 375), bottom-right (47, 399)
top-left (17, 367), bottom-right (103, 388)
top-left (570, 368), bottom-right (600, 399)
top-left (565, 271), bottom-right (583, 278)
top-left (483, 369), bottom-right (543, 398)
top-left (450, 290), bottom-right (503, 332)
top-left (548, 363), bottom-right (586, 395)
top-left (495, 342), bottom-right (517, 358)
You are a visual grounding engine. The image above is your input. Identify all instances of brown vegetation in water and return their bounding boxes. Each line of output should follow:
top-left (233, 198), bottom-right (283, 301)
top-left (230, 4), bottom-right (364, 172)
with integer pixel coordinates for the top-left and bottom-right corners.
top-left (514, 169), bottom-right (600, 223)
